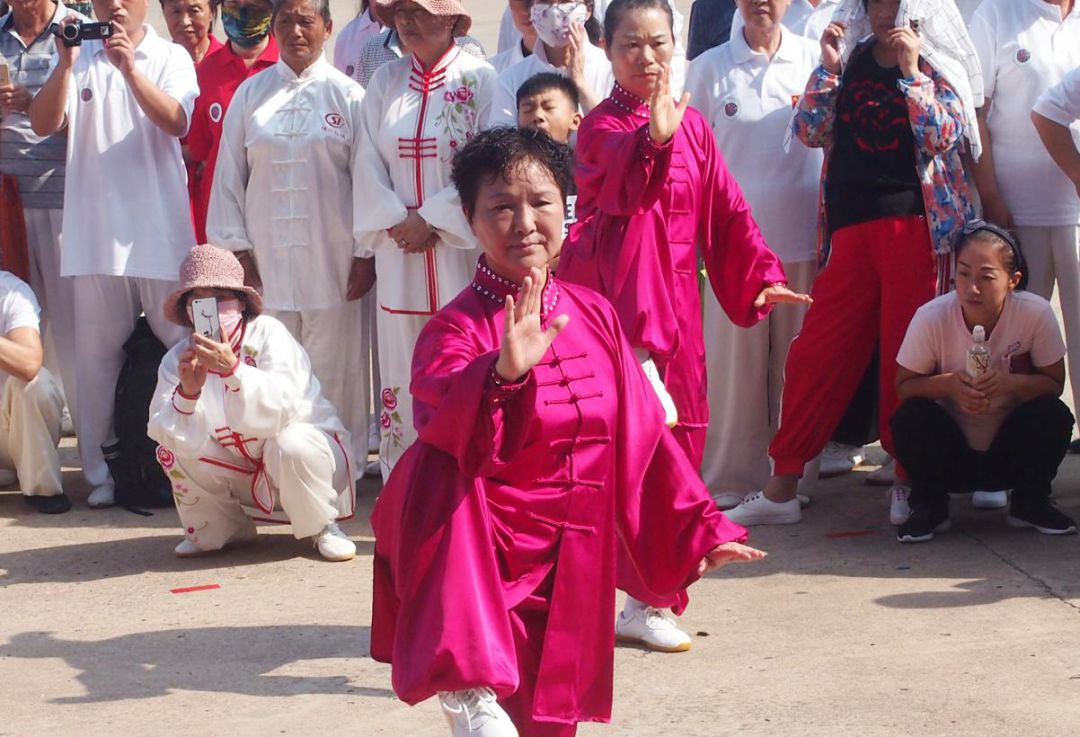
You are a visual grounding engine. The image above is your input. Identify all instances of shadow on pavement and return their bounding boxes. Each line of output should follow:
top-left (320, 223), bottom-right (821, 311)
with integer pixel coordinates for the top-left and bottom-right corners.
top-left (0, 625), bottom-right (389, 703)
top-left (0, 534), bottom-right (375, 585)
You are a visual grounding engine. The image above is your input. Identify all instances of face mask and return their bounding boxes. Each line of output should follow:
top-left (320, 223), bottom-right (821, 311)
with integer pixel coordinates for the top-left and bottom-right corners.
top-left (218, 298), bottom-right (245, 341)
top-left (530, 2), bottom-right (588, 49)
top-left (222, 5), bottom-right (272, 49)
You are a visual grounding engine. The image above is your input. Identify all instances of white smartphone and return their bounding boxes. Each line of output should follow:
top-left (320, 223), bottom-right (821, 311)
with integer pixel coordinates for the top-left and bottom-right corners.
top-left (190, 297), bottom-right (220, 339)
top-left (0, 63), bottom-right (11, 88)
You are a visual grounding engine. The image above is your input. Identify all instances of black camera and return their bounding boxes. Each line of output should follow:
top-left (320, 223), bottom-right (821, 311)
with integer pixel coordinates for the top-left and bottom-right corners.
top-left (50, 20), bottom-right (114, 48)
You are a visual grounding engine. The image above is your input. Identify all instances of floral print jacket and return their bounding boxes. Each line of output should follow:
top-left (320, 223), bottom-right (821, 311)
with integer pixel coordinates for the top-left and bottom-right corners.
top-left (792, 48), bottom-right (976, 265)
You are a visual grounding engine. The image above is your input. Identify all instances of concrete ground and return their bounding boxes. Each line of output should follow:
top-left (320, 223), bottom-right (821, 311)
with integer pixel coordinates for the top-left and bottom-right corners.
top-left (3, 443), bottom-right (1080, 736)
top-left (3, 1), bottom-right (1080, 735)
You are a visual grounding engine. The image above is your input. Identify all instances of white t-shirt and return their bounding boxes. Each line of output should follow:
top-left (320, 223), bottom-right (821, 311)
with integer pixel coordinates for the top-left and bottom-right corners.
top-left (0, 271), bottom-right (41, 393)
top-left (684, 28), bottom-right (822, 264)
top-left (60, 25), bottom-right (199, 280)
top-left (897, 290), bottom-right (1067, 451)
top-left (969, 0), bottom-right (1080, 226)
top-left (1034, 65), bottom-right (1080, 127)
top-left (488, 41), bottom-right (613, 128)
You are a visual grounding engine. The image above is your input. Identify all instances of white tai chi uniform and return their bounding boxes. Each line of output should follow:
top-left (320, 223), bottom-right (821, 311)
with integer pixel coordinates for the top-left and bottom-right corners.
top-left (970, 0), bottom-right (1080, 404)
top-left (488, 39), bottom-right (612, 127)
top-left (147, 315), bottom-right (355, 551)
top-left (354, 46), bottom-right (494, 479)
top-left (59, 25), bottom-right (196, 490)
top-left (685, 29), bottom-right (822, 497)
top-left (207, 55), bottom-right (370, 467)
top-left (0, 272), bottom-right (63, 498)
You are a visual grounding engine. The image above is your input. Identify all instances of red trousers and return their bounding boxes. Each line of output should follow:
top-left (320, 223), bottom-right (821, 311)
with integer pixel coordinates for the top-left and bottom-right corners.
top-left (769, 216), bottom-right (939, 477)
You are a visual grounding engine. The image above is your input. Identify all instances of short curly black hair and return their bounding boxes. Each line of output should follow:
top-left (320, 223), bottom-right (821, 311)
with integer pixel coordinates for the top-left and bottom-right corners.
top-left (451, 127), bottom-right (574, 220)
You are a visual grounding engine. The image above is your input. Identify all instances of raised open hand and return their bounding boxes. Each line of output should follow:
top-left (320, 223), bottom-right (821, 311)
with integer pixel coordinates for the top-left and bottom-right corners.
top-left (494, 266), bottom-right (570, 382)
top-left (648, 62), bottom-right (690, 145)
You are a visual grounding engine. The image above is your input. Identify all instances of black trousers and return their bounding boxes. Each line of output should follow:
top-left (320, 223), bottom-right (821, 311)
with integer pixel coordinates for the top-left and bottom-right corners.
top-left (890, 396), bottom-right (1074, 511)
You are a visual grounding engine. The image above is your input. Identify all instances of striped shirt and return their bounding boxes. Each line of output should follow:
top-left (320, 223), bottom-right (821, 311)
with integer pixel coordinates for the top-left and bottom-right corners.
top-left (0, 2), bottom-right (80, 210)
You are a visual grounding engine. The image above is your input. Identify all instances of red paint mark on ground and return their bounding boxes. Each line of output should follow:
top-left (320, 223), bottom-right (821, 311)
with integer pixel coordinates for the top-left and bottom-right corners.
top-left (170, 584), bottom-right (221, 594)
top-left (826, 530), bottom-right (876, 540)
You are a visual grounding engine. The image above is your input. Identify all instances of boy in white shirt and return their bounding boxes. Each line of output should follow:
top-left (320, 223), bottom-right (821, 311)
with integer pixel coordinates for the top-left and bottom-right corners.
top-left (29, 0), bottom-right (198, 508)
top-left (0, 271), bottom-right (66, 513)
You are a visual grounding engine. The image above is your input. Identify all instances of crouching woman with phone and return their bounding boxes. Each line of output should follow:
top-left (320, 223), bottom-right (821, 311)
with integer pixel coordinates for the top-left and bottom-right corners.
top-left (891, 223), bottom-right (1076, 544)
top-left (147, 245), bottom-right (358, 561)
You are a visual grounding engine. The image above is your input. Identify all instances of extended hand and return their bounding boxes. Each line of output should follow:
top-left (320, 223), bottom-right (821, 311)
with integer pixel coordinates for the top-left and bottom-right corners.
top-left (698, 542), bottom-right (767, 576)
top-left (753, 284), bottom-right (813, 309)
top-left (494, 266), bottom-right (569, 381)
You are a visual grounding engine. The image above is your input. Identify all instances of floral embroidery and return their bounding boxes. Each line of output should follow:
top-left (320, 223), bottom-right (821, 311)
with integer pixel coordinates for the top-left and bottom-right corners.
top-left (434, 75), bottom-right (480, 161)
top-left (156, 446), bottom-right (176, 471)
top-left (243, 355), bottom-right (257, 367)
top-left (379, 386), bottom-right (406, 452)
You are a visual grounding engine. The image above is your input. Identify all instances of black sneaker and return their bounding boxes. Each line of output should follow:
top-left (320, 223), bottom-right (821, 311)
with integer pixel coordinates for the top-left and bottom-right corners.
top-left (897, 504), bottom-right (951, 543)
top-left (1006, 500), bottom-right (1077, 535)
top-left (23, 493), bottom-right (72, 514)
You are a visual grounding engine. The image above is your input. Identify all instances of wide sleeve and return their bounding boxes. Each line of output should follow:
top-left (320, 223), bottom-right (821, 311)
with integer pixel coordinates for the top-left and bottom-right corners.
top-left (147, 348), bottom-right (214, 458)
top-left (409, 309), bottom-right (541, 477)
top-left (608, 299), bottom-right (747, 607)
top-left (898, 67), bottom-right (965, 157)
top-left (205, 85), bottom-right (254, 252)
top-left (575, 114), bottom-right (674, 216)
top-left (352, 67), bottom-right (409, 258)
top-left (792, 65), bottom-right (841, 149)
top-left (216, 323), bottom-right (310, 438)
top-left (698, 120), bottom-right (786, 328)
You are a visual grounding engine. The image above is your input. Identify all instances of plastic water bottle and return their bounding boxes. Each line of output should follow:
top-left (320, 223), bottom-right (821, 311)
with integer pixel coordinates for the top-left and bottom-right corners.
top-left (966, 325), bottom-right (990, 378)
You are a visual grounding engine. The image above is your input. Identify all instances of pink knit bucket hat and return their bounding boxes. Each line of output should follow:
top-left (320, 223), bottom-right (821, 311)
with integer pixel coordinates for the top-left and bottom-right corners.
top-left (374, 0), bottom-right (471, 35)
top-left (163, 245), bottom-right (264, 327)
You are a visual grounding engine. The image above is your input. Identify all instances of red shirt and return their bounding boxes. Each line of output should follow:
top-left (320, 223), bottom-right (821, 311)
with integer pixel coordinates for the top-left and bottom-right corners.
top-left (182, 35), bottom-right (224, 224)
top-left (186, 37), bottom-right (279, 243)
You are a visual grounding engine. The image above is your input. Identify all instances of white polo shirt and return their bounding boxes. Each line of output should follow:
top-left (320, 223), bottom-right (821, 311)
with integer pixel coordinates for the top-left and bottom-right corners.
top-left (684, 28), bottom-right (822, 264)
top-left (730, 0), bottom-right (843, 44)
top-left (0, 271), bottom-right (40, 393)
top-left (488, 40), bottom-right (613, 128)
top-left (1034, 65), bottom-right (1080, 127)
top-left (60, 25), bottom-right (198, 280)
top-left (970, 0), bottom-right (1080, 226)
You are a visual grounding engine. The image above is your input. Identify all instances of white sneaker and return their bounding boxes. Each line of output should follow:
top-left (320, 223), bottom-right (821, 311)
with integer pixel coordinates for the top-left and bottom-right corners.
top-left (615, 603), bottom-right (691, 653)
top-left (723, 491), bottom-right (801, 526)
top-left (889, 485), bottom-right (911, 526)
top-left (640, 358), bottom-right (678, 427)
top-left (866, 457), bottom-right (895, 486)
top-left (87, 484), bottom-right (115, 508)
top-left (438, 688), bottom-right (518, 737)
top-left (174, 538), bottom-right (209, 558)
top-left (314, 522), bottom-right (357, 561)
top-left (819, 442), bottom-right (865, 478)
top-left (712, 492), bottom-right (745, 510)
top-left (972, 490), bottom-right (1009, 509)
